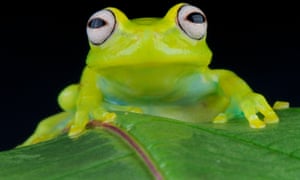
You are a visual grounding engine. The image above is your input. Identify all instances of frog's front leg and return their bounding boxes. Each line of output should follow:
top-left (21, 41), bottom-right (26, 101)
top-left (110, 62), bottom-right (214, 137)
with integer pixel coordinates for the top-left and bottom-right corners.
top-left (63, 67), bottom-right (116, 137)
top-left (59, 68), bottom-right (144, 137)
top-left (212, 70), bottom-right (279, 128)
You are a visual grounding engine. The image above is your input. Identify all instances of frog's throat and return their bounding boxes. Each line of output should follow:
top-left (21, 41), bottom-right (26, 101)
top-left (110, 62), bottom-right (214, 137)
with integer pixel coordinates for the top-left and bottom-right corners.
top-left (95, 64), bottom-right (208, 101)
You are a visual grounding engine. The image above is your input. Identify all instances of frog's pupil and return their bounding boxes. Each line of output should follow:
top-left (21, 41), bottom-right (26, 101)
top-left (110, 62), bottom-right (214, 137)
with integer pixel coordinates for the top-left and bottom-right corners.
top-left (186, 12), bottom-right (205, 24)
top-left (88, 18), bottom-right (106, 28)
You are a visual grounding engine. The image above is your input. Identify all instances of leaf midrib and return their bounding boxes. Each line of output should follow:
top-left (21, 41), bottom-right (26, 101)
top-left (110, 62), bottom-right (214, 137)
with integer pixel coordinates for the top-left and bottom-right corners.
top-left (89, 121), bottom-right (164, 180)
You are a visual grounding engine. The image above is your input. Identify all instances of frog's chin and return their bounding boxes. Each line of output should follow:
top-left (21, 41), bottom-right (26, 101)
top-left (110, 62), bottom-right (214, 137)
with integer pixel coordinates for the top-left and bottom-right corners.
top-left (95, 64), bottom-right (204, 99)
top-left (93, 64), bottom-right (204, 92)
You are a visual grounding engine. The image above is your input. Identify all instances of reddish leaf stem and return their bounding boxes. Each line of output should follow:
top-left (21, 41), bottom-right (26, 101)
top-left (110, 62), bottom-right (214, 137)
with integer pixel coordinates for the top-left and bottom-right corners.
top-left (88, 120), bottom-right (163, 180)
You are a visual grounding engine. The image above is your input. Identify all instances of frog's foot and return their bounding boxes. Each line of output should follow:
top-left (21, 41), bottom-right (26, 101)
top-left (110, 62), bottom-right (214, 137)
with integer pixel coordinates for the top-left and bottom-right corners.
top-left (20, 112), bottom-right (72, 146)
top-left (68, 109), bottom-right (116, 137)
top-left (213, 113), bottom-right (228, 124)
top-left (241, 93), bottom-right (279, 128)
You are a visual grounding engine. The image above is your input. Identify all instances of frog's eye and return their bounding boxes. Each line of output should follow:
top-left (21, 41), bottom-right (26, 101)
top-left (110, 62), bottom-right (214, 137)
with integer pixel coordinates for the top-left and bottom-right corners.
top-left (177, 5), bottom-right (207, 40)
top-left (87, 9), bottom-right (116, 45)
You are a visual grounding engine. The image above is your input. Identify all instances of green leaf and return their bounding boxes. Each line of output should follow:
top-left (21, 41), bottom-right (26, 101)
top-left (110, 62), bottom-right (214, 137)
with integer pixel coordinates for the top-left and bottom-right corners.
top-left (1, 108), bottom-right (300, 179)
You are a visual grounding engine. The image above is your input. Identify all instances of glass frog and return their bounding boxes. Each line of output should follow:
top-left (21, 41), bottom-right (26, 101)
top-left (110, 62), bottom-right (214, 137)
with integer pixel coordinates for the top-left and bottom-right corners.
top-left (22, 3), bottom-right (279, 146)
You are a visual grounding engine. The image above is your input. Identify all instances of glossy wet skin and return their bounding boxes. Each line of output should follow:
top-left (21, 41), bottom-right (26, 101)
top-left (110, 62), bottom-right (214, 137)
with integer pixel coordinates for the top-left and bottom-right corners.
top-left (87, 5), bottom-right (211, 69)
top-left (86, 4), bottom-right (213, 105)
top-left (22, 3), bottom-right (279, 146)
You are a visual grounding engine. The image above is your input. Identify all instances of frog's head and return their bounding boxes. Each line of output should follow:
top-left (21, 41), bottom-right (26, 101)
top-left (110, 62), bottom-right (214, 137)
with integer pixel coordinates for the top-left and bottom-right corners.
top-left (86, 3), bottom-right (212, 73)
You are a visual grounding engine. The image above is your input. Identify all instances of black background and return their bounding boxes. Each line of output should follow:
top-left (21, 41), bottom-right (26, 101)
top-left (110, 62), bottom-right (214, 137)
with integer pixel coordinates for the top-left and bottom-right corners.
top-left (0, 0), bottom-right (299, 150)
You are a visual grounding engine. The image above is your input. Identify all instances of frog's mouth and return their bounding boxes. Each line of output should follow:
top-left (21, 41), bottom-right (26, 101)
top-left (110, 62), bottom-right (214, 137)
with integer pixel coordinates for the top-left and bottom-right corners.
top-left (90, 57), bottom-right (207, 73)
top-left (87, 42), bottom-right (212, 73)
top-left (99, 63), bottom-right (201, 85)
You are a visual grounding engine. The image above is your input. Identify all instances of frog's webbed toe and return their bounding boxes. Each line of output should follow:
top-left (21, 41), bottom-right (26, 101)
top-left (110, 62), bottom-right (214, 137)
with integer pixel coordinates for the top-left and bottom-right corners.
top-left (212, 92), bottom-right (279, 129)
top-left (213, 113), bottom-right (228, 124)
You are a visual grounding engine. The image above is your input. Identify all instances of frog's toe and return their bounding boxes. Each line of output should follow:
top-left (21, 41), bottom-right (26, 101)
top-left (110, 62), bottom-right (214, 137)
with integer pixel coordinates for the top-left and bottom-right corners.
top-left (128, 107), bottom-right (143, 114)
top-left (273, 101), bottom-right (290, 110)
top-left (69, 125), bottom-right (86, 137)
top-left (264, 112), bottom-right (279, 124)
top-left (100, 112), bottom-right (117, 123)
top-left (213, 113), bottom-right (228, 124)
top-left (68, 122), bottom-right (87, 137)
top-left (93, 109), bottom-right (117, 122)
top-left (249, 116), bottom-right (266, 128)
top-left (68, 111), bottom-right (89, 137)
